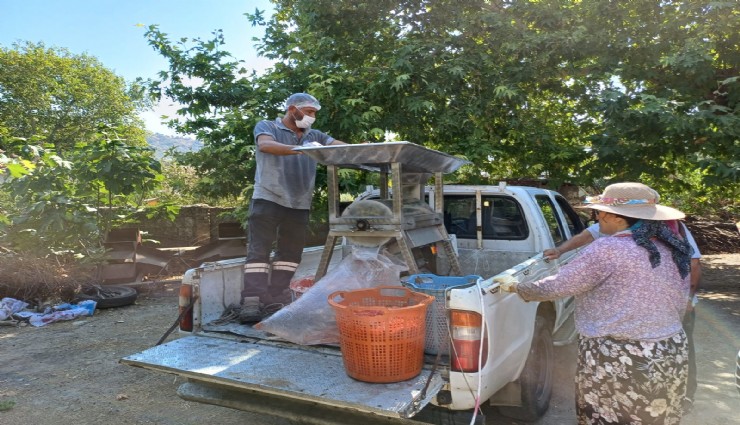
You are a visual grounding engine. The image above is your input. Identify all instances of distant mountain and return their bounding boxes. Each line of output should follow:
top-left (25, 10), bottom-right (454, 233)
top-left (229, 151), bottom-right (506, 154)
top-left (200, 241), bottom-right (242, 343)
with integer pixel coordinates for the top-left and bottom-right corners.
top-left (146, 133), bottom-right (203, 157)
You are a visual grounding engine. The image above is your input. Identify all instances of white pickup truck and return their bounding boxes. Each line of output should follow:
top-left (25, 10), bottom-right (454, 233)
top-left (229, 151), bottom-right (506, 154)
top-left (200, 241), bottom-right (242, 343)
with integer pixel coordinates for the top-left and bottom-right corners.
top-left (121, 143), bottom-right (584, 424)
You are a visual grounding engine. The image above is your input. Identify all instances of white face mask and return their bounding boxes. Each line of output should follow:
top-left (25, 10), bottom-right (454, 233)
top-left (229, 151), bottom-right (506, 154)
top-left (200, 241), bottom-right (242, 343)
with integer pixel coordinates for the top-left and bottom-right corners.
top-left (293, 110), bottom-right (316, 128)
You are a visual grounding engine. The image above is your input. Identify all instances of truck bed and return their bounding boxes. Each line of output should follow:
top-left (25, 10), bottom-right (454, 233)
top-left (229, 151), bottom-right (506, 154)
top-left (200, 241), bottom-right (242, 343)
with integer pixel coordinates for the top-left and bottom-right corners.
top-left (121, 334), bottom-right (444, 420)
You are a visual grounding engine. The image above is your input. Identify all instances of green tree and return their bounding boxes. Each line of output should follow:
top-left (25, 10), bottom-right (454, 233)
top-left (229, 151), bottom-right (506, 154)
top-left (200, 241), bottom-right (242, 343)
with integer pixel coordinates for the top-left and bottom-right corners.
top-left (0, 42), bottom-right (150, 152)
top-left (144, 0), bottom-right (739, 215)
top-left (572, 1), bottom-right (740, 195)
top-left (0, 43), bottom-right (177, 256)
top-left (1, 127), bottom-right (171, 256)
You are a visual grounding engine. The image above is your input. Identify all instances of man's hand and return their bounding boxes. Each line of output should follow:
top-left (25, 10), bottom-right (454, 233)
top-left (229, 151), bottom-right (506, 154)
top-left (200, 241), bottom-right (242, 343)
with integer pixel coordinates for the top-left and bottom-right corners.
top-left (494, 275), bottom-right (520, 293)
top-left (543, 248), bottom-right (561, 260)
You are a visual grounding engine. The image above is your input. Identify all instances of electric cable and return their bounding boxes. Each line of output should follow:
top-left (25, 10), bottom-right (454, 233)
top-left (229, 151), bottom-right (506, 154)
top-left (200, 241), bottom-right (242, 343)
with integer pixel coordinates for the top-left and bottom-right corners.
top-left (469, 277), bottom-right (487, 425)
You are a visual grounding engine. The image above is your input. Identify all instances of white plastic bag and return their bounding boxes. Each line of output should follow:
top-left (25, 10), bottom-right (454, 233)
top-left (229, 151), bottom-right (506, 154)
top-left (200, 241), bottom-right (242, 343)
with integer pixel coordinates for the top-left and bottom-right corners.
top-left (13, 299), bottom-right (97, 327)
top-left (0, 297), bottom-right (29, 321)
top-left (255, 247), bottom-right (407, 345)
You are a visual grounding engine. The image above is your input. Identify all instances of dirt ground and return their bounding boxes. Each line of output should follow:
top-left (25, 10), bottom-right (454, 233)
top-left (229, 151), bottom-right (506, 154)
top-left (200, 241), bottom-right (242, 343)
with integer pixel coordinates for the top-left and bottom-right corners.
top-left (1, 254), bottom-right (738, 425)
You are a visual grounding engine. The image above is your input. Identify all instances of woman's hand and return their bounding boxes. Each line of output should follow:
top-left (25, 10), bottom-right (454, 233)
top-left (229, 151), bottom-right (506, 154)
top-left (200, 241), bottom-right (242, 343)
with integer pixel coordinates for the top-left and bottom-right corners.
top-left (494, 275), bottom-right (520, 293)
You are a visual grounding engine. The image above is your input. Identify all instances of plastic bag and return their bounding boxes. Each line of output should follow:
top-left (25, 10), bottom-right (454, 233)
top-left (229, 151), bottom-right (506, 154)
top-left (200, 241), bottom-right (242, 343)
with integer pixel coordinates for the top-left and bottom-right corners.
top-left (0, 297), bottom-right (29, 321)
top-left (254, 247), bottom-right (407, 345)
top-left (12, 299), bottom-right (96, 327)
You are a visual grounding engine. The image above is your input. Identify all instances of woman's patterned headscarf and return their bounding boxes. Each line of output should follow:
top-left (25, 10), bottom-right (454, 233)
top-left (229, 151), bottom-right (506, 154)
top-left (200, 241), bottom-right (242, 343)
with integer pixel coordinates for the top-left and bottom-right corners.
top-left (631, 220), bottom-right (692, 278)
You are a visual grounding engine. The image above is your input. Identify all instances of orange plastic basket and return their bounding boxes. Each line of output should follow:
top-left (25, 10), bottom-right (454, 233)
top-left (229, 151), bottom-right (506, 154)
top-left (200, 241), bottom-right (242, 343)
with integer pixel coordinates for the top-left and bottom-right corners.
top-left (328, 286), bottom-right (434, 383)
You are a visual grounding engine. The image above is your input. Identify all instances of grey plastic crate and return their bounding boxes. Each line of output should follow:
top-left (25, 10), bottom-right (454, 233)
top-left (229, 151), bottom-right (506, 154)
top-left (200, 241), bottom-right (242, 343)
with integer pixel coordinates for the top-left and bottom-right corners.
top-left (403, 274), bottom-right (481, 355)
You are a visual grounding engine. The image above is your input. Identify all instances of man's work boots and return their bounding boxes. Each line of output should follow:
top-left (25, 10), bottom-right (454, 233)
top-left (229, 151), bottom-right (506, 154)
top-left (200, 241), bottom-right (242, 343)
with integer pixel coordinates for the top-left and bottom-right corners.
top-left (237, 296), bottom-right (263, 323)
top-left (261, 289), bottom-right (293, 306)
top-left (233, 290), bottom-right (293, 323)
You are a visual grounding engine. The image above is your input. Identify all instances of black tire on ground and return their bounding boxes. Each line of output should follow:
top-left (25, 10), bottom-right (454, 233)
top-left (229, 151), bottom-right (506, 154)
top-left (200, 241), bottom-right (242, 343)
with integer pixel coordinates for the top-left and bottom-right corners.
top-left (497, 314), bottom-right (554, 422)
top-left (76, 285), bottom-right (138, 309)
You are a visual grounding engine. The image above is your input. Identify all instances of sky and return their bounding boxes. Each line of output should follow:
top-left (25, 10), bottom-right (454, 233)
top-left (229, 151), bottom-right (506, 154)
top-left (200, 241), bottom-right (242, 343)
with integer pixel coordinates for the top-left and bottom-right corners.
top-left (0, 0), bottom-right (275, 135)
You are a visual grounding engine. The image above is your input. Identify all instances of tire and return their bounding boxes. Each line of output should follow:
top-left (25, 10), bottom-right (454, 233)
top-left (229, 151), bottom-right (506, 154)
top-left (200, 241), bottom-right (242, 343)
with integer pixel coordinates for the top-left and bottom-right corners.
top-left (498, 315), bottom-right (554, 422)
top-left (76, 285), bottom-right (138, 309)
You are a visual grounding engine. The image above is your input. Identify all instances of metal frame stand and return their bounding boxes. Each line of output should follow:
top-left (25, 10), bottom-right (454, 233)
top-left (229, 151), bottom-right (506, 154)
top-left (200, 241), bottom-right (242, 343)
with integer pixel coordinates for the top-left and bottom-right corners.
top-left (315, 162), bottom-right (461, 280)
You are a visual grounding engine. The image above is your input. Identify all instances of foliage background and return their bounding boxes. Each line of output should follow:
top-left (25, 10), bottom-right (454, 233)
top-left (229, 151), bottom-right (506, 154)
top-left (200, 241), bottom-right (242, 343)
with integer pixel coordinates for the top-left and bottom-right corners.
top-left (1, 0), bottom-right (738, 300)
top-left (144, 0), bottom-right (738, 220)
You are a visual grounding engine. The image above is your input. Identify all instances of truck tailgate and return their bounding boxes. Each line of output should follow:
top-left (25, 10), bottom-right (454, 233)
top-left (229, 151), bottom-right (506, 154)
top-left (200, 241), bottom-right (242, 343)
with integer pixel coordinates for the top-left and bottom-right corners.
top-left (120, 335), bottom-right (444, 419)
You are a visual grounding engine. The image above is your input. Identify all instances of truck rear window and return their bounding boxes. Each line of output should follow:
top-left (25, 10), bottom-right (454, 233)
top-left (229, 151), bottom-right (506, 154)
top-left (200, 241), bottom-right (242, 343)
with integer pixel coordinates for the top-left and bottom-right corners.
top-left (444, 195), bottom-right (528, 240)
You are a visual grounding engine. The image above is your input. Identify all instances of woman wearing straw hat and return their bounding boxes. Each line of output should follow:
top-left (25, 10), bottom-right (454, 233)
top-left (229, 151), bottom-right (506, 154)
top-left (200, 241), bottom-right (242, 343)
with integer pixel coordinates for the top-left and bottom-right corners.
top-left (498, 182), bottom-right (693, 424)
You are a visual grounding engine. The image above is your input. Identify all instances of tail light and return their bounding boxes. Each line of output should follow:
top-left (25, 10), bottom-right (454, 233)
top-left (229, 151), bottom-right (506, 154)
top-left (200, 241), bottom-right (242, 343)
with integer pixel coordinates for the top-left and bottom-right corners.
top-left (178, 283), bottom-right (194, 332)
top-left (450, 310), bottom-right (488, 372)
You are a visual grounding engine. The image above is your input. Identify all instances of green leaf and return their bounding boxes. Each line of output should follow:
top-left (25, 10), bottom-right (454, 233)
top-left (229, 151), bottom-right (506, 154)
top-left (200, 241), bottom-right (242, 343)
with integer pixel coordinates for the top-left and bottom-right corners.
top-left (6, 163), bottom-right (31, 178)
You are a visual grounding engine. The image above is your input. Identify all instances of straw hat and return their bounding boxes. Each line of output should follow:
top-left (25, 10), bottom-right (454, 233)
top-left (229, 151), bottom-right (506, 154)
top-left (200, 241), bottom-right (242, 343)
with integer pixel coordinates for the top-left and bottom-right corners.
top-left (578, 182), bottom-right (685, 220)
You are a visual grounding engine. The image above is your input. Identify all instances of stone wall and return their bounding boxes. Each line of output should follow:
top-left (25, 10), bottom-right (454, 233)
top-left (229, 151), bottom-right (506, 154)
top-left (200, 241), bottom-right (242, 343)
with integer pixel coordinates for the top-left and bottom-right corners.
top-left (132, 205), bottom-right (328, 249)
top-left (132, 182), bottom-right (584, 248)
top-left (137, 205), bottom-right (242, 248)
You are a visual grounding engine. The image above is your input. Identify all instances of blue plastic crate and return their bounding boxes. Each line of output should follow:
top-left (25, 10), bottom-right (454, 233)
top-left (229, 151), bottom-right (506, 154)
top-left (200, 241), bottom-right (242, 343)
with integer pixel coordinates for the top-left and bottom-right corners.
top-left (403, 274), bottom-right (482, 355)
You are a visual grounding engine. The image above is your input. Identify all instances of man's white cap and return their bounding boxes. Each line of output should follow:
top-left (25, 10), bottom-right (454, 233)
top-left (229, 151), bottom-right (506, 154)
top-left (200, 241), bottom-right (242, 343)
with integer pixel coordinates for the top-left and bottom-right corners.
top-left (285, 93), bottom-right (321, 110)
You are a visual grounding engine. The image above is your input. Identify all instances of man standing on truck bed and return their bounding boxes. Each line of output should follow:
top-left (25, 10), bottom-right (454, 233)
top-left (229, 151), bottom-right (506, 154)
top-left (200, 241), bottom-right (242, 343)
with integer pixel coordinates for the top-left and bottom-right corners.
top-left (242, 93), bottom-right (346, 313)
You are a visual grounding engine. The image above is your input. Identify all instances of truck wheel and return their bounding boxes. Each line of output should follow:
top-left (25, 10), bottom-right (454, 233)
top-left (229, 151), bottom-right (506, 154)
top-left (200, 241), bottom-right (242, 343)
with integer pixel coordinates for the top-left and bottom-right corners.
top-left (498, 315), bottom-right (554, 421)
top-left (76, 285), bottom-right (138, 309)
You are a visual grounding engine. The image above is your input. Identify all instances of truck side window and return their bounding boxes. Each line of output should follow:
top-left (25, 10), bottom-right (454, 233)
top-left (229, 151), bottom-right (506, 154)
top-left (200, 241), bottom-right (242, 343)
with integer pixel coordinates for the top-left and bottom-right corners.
top-left (554, 195), bottom-right (586, 238)
top-left (535, 195), bottom-right (565, 246)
